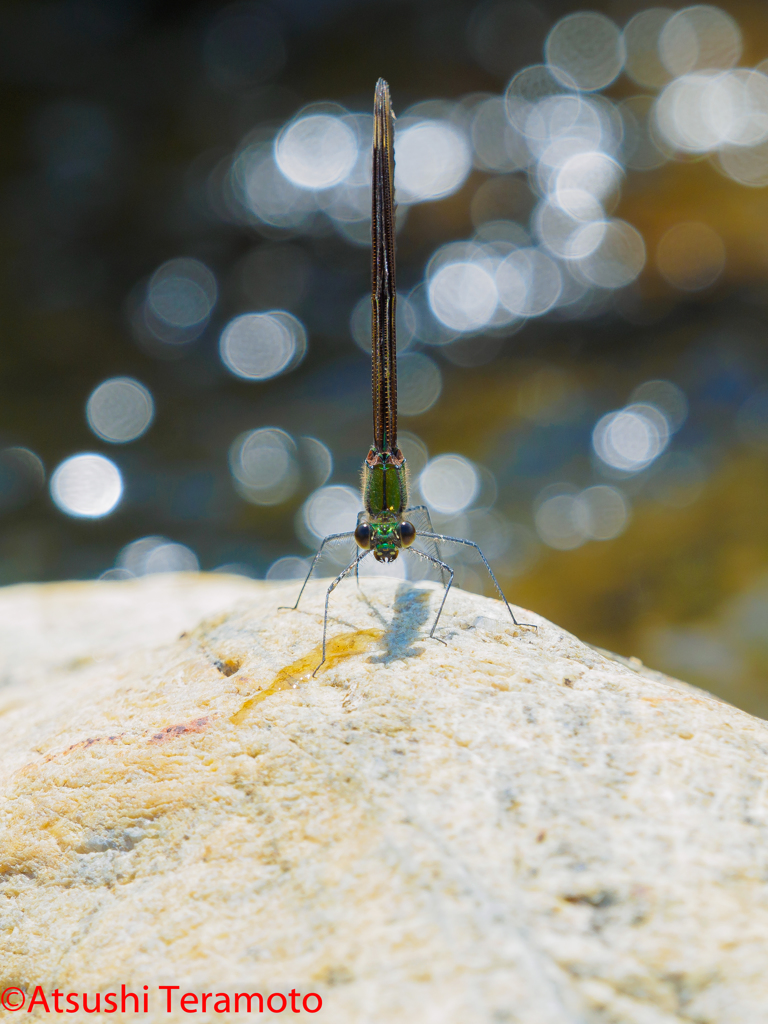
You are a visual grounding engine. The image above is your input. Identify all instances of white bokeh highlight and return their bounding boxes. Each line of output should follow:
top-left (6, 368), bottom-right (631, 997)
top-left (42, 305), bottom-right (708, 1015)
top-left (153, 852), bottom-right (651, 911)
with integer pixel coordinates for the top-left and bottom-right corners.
top-left (428, 262), bottom-right (498, 332)
top-left (146, 258), bottom-right (217, 334)
top-left (229, 428), bottom-right (299, 505)
top-left (593, 404), bottom-right (671, 472)
top-left (546, 12), bottom-right (625, 92)
top-left (220, 311), bottom-right (306, 380)
top-left (50, 453), bottom-right (123, 518)
top-left (275, 114), bottom-right (358, 190)
top-left (302, 485), bottom-right (362, 542)
top-left (118, 536), bottom-right (199, 575)
top-left (419, 455), bottom-right (480, 515)
top-left (395, 120), bottom-right (472, 203)
top-left (659, 5), bottom-right (742, 77)
top-left (86, 377), bottom-right (154, 444)
top-left (535, 484), bottom-right (630, 549)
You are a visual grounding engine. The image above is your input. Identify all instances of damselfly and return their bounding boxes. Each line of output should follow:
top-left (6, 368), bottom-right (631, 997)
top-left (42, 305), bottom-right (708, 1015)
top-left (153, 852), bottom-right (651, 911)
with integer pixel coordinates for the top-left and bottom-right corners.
top-left (288, 79), bottom-right (531, 670)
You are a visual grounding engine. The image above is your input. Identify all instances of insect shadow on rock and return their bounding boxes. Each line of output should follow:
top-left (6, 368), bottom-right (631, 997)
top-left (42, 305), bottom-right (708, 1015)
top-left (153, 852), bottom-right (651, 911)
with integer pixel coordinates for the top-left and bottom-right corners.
top-left (359, 582), bottom-right (432, 666)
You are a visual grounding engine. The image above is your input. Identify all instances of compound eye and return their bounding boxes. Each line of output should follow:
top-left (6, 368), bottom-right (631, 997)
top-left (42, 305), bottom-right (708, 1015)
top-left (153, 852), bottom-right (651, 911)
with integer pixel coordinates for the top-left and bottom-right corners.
top-left (398, 521), bottom-right (416, 547)
top-left (354, 521), bottom-right (372, 549)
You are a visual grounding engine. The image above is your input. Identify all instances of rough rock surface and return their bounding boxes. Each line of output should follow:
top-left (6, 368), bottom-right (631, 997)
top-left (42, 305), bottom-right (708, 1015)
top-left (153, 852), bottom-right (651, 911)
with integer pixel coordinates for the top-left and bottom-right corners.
top-left (1, 574), bottom-right (768, 1023)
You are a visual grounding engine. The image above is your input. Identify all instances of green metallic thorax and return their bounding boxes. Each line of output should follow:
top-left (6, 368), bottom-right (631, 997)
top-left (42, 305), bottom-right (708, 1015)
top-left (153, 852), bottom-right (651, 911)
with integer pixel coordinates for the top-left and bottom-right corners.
top-left (363, 448), bottom-right (408, 516)
top-left (362, 446), bottom-right (408, 560)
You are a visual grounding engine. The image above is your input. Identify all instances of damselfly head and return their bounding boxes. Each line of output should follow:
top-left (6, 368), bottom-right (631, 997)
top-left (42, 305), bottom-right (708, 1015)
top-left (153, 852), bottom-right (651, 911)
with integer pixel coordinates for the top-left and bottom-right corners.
top-left (354, 517), bottom-right (416, 562)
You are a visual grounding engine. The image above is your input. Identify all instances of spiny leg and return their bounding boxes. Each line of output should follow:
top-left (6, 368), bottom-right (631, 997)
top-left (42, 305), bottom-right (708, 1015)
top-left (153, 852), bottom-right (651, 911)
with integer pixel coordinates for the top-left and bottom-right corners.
top-left (279, 532), bottom-right (355, 611)
top-left (404, 505), bottom-right (448, 585)
top-left (408, 546), bottom-right (454, 644)
top-left (417, 532), bottom-right (537, 630)
top-left (315, 551), bottom-right (372, 675)
top-left (404, 504), bottom-right (435, 531)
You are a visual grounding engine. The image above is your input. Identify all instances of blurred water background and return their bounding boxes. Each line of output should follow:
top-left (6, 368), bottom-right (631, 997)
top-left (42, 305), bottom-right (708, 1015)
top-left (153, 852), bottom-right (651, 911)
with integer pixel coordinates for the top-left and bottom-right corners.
top-left (2, 0), bottom-right (768, 714)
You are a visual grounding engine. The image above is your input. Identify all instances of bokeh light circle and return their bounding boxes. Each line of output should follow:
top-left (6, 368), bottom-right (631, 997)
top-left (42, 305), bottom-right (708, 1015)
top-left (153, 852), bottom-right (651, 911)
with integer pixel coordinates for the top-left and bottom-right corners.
top-left (496, 249), bottom-right (562, 317)
top-left (229, 428), bottom-right (299, 506)
top-left (570, 220), bottom-right (646, 289)
top-left (275, 114), bottom-right (358, 190)
top-left (428, 261), bottom-right (498, 332)
top-left (593, 404), bottom-right (670, 472)
top-left (718, 138), bottom-right (768, 187)
top-left (534, 491), bottom-right (585, 550)
top-left (578, 485), bottom-right (630, 540)
top-left (220, 311), bottom-right (306, 380)
top-left (659, 5), bottom-right (742, 76)
top-left (395, 120), bottom-right (472, 203)
top-left (50, 453), bottom-right (123, 518)
top-left (505, 64), bottom-right (579, 137)
top-left (419, 454), bottom-right (479, 514)
top-left (555, 151), bottom-right (622, 206)
top-left (534, 193), bottom-right (604, 259)
top-left (144, 543), bottom-right (199, 574)
top-left (652, 71), bottom-right (768, 153)
top-left (534, 484), bottom-right (630, 548)
top-left (302, 485), bottom-right (362, 542)
top-left (86, 377), bottom-right (154, 444)
top-left (713, 70), bottom-right (768, 148)
top-left (118, 536), bottom-right (198, 575)
top-left (147, 258), bottom-right (217, 329)
top-left (545, 12), bottom-right (625, 91)
top-left (236, 143), bottom-right (317, 228)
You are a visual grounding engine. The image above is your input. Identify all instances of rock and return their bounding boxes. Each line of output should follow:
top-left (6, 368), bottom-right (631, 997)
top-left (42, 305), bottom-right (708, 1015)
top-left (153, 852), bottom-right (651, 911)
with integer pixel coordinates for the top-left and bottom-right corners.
top-left (1, 574), bottom-right (768, 1023)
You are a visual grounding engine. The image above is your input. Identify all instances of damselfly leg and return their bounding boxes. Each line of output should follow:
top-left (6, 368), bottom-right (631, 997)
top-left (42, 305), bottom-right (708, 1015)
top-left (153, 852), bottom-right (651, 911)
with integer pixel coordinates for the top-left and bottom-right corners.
top-left (279, 532), bottom-right (355, 611)
top-left (314, 550), bottom-right (371, 676)
top-left (413, 531), bottom-right (537, 634)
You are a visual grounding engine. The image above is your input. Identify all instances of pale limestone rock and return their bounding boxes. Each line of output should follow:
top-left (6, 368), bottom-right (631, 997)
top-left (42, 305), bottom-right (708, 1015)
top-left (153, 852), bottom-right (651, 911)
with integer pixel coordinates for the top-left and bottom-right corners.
top-left (1, 574), bottom-right (768, 1023)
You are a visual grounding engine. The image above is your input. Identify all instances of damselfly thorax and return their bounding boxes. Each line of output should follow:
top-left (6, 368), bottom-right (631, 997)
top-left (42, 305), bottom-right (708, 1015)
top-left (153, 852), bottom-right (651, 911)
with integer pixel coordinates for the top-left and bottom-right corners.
top-left (357, 446), bottom-right (414, 563)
